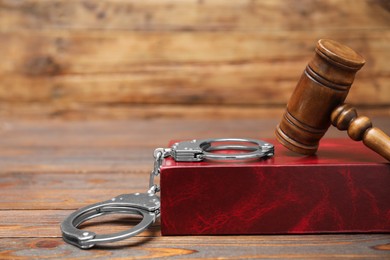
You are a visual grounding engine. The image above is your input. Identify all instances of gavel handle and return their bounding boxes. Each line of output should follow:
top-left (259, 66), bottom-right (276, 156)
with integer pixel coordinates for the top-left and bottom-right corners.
top-left (331, 104), bottom-right (390, 161)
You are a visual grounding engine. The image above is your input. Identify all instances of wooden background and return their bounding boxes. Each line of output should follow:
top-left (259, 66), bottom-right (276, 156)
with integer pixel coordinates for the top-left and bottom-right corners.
top-left (0, 0), bottom-right (389, 120)
top-left (1, 119), bottom-right (390, 259)
top-left (1, 1), bottom-right (390, 258)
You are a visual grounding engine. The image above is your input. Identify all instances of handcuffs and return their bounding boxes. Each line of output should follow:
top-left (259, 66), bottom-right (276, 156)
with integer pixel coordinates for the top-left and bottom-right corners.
top-left (61, 138), bottom-right (274, 249)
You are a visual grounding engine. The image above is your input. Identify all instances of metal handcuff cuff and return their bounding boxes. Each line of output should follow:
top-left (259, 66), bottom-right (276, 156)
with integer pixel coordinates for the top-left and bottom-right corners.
top-left (61, 138), bottom-right (274, 249)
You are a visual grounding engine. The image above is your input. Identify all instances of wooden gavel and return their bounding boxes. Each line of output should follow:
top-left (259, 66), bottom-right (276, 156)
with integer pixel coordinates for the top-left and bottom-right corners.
top-left (276, 39), bottom-right (390, 161)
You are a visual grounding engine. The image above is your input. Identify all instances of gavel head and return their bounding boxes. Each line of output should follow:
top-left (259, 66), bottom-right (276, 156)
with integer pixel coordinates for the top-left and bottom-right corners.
top-left (275, 39), bottom-right (366, 155)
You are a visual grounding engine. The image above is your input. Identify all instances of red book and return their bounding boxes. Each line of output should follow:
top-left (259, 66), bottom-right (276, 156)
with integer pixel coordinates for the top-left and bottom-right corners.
top-left (160, 139), bottom-right (390, 235)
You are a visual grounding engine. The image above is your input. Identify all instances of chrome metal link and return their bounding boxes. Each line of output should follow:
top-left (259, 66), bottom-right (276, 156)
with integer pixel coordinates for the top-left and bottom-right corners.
top-left (61, 138), bottom-right (274, 249)
top-left (149, 148), bottom-right (171, 192)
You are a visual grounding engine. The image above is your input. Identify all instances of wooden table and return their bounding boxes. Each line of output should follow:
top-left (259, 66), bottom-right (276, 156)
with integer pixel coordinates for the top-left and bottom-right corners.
top-left (1, 118), bottom-right (389, 259)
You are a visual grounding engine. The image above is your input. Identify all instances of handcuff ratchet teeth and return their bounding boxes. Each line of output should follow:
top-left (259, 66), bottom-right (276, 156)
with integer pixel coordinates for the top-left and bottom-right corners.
top-left (61, 138), bottom-right (274, 249)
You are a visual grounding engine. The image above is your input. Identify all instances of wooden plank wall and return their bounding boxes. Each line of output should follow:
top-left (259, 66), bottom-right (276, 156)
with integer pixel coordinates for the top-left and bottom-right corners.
top-left (0, 0), bottom-right (389, 119)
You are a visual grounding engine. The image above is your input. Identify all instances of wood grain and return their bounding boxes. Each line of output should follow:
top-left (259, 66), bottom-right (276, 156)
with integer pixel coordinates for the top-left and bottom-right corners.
top-left (0, 0), bottom-right (389, 31)
top-left (331, 104), bottom-right (390, 161)
top-left (0, 171), bottom-right (148, 209)
top-left (0, 0), bottom-right (389, 119)
top-left (1, 103), bottom-right (390, 121)
top-left (0, 210), bottom-right (160, 238)
top-left (0, 236), bottom-right (389, 259)
top-left (0, 119), bottom-right (389, 258)
top-left (0, 31), bottom-right (389, 104)
top-left (276, 39), bottom-right (367, 155)
top-left (0, 118), bottom-right (389, 171)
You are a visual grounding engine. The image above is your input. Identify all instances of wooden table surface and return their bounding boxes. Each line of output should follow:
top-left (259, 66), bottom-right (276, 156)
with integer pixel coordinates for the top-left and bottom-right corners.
top-left (1, 118), bottom-right (389, 259)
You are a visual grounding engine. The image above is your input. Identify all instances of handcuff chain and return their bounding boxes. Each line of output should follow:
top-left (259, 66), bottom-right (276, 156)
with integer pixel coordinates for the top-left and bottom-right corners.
top-left (61, 138), bottom-right (274, 249)
top-left (148, 148), bottom-right (172, 194)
